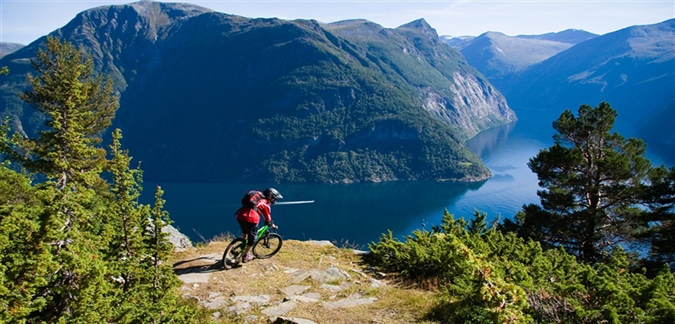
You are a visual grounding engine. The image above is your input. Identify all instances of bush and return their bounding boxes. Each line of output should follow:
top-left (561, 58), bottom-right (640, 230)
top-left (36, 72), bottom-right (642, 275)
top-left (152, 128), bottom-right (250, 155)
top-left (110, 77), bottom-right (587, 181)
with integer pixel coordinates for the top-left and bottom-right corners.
top-left (366, 210), bottom-right (675, 323)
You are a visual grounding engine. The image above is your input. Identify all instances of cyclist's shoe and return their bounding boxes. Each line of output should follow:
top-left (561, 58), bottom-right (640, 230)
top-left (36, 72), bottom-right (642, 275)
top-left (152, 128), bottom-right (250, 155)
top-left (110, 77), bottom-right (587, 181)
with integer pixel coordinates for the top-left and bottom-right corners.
top-left (242, 253), bottom-right (253, 263)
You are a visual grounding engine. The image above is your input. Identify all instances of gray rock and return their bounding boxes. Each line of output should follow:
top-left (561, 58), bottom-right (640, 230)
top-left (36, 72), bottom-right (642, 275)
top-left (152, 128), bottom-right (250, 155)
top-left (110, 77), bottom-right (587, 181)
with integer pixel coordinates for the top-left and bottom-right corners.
top-left (231, 294), bottom-right (271, 306)
top-left (292, 293), bottom-right (321, 303)
top-left (292, 267), bottom-right (351, 284)
top-left (262, 301), bottom-right (297, 317)
top-left (228, 301), bottom-right (251, 315)
top-left (324, 267), bottom-right (351, 280)
top-left (322, 293), bottom-right (377, 309)
top-left (280, 285), bottom-right (311, 296)
top-left (319, 283), bottom-right (345, 293)
top-left (162, 224), bottom-right (193, 251)
top-left (200, 253), bottom-right (222, 263)
top-left (176, 271), bottom-right (212, 284)
top-left (307, 240), bottom-right (335, 247)
top-left (200, 296), bottom-right (229, 310)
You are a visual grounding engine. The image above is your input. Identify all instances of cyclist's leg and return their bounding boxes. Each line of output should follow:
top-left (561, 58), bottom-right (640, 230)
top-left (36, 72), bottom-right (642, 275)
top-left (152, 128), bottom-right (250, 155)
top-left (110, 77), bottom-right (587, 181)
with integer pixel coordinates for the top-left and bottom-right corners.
top-left (237, 219), bottom-right (257, 261)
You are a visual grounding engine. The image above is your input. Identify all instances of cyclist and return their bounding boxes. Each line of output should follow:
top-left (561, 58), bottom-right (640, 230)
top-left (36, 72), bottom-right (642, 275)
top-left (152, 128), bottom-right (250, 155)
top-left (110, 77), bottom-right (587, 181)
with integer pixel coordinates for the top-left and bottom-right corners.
top-left (235, 188), bottom-right (282, 262)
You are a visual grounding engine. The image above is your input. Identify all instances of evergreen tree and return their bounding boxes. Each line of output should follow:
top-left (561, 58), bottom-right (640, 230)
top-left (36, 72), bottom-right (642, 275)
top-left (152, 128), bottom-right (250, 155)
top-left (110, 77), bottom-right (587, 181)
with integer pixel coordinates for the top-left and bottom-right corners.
top-left (1, 36), bottom-right (201, 323)
top-left (13, 36), bottom-right (117, 187)
top-left (0, 155), bottom-right (51, 321)
top-left (139, 186), bottom-right (197, 323)
top-left (0, 36), bottom-right (119, 321)
top-left (640, 166), bottom-right (675, 266)
top-left (0, 35), bottom-right (202, 323)
top-left (105, 129), bottom-right (197, 322)
top-left (508, 102), bottom-right (669, 264)
top-left (104, 128), bottom-right (149, 321)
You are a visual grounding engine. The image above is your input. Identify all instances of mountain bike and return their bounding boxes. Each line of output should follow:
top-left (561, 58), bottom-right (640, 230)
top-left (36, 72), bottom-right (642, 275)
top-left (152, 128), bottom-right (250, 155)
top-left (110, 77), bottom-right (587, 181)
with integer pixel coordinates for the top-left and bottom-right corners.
top-left (222, 224), bottom-right (283, 269)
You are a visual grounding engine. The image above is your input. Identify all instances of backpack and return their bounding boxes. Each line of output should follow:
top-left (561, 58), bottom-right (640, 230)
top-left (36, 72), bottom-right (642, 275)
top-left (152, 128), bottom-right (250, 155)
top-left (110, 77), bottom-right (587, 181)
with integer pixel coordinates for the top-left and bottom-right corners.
top-left (241, 190), bottom-right (264, 209)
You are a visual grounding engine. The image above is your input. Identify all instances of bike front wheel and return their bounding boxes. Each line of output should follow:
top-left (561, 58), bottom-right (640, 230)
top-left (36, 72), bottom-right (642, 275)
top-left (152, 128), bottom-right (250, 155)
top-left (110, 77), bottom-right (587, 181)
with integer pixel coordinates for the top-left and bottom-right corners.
top-left (222, 238), bottom-right (247, 269)
top-left (252, 233), bottom-right (283, 259)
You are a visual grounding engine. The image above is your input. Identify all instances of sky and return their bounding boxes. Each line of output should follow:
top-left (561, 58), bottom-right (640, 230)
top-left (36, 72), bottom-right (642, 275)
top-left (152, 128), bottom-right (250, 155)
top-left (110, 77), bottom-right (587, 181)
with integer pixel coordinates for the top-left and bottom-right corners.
top-left (1, 0), bottom-right (674, 45)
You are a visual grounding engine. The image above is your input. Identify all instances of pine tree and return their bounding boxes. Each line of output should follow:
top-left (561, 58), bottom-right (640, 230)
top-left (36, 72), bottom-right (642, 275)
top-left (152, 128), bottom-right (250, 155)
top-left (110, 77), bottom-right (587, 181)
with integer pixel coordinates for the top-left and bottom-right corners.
top-left (640, 166), bottom-right (675, 266)
top-left (104, 128), bottom-right (149, 321)
top-left (140, 186), bottom-right (197, 323)
top-left (1, 36), bottom-right (200, 323)
top-left (15, 36), bottom-right (117, 186)
top-left (0, 158), bottom-right (50, 321)
top-left (1, 36), bottom-right (119, 321)
top-left (510, 102), bottom-right (666, 264)
top-left (105, 129), bottom-right (197, 323)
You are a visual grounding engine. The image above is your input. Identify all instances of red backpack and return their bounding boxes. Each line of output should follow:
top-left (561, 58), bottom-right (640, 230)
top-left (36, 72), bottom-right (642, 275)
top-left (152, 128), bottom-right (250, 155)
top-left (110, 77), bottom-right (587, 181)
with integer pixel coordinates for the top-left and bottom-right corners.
top-left (241, 190), bottom-right (264, 209)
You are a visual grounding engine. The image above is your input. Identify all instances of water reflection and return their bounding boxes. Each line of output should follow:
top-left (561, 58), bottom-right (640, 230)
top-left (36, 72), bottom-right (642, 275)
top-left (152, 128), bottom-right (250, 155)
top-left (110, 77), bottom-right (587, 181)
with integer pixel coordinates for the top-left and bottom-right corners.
top-left (465, 120), bottom-right (516, 158)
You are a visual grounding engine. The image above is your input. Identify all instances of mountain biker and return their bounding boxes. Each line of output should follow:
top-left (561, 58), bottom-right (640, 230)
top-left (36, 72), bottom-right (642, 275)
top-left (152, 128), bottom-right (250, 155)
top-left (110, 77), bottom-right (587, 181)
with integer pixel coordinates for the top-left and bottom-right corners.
top-left (235, 188), bottom-right (282, 262)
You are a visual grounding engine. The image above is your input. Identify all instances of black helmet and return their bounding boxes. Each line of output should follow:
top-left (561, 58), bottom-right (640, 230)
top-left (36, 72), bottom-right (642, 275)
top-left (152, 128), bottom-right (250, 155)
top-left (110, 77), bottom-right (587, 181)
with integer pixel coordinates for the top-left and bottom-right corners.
top-left (263, 188), bottom-right (283, 201)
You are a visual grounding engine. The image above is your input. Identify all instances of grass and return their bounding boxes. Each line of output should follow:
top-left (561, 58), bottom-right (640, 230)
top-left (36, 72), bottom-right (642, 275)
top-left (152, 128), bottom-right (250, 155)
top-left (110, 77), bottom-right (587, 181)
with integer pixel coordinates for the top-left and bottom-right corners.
top-left (171, 237), bottom-right (440, 323)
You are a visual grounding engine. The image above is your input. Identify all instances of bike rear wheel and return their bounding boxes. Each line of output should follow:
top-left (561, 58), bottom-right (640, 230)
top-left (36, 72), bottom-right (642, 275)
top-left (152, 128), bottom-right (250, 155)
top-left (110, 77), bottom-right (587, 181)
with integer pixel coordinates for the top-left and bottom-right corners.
top-left (252, 233), bottom-right (283, 259)
top-left (222, 238), bottom-right (247, 269)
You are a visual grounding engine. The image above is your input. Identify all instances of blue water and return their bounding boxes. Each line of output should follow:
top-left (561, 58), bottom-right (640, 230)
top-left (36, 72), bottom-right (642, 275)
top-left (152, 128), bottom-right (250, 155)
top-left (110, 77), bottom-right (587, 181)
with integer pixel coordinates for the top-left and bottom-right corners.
top-left (142, 110), bottom-right (670, 249)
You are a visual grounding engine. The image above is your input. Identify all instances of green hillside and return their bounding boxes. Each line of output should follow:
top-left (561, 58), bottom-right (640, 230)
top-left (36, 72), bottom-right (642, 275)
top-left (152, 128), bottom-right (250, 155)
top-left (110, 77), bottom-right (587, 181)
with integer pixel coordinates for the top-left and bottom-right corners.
top-left (0, 1), bottom-right (515, 183)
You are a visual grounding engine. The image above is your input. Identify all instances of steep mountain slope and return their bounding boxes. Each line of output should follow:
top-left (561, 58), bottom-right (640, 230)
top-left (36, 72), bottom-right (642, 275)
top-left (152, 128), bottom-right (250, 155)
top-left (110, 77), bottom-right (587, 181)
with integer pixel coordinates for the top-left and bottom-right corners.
top-left (502, 19), bottom-right (675, 156)
top-left (442, 30), bottom-right (597, 89)
top-left (0, 1), bottom-right (515, 183)
top-left (325, 19), bottom-right (515, 140)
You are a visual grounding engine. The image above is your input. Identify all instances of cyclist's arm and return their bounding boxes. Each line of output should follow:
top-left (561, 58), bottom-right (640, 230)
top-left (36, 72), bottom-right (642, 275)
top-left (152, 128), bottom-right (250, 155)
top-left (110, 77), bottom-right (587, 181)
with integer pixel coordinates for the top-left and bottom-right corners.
top-left (257, 201), bottom-right (273, 225)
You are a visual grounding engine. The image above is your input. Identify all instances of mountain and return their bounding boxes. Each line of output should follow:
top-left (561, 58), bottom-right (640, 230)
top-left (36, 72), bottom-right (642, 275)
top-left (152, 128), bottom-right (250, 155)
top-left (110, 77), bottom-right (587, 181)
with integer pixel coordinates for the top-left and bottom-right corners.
top-left (516, 29), bottom-right (598, 44)
top-left (502, 19), bottom-right (675, 160)
top-left (440, 35), bottom-right (475, 49)
top-left (324, 19), bottom-right (515, 139)
top-left (0, 43), bottom-right (24, 58)
top-left (442, 30), bottom-right (598, 89)
top-left (0, 1), bottom-right (515, 183)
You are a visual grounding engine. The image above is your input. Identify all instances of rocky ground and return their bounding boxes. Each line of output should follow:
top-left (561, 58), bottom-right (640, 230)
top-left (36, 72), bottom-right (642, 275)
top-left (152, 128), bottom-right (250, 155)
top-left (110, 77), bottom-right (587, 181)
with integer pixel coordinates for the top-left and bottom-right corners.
top-left (171, 238), bottom-right (436, 324)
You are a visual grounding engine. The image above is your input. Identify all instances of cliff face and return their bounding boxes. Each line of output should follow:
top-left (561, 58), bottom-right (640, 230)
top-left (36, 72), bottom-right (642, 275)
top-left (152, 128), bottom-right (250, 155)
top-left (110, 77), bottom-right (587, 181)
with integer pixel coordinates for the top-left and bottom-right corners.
top-left (327, 19), bottom-right (516, 140)
top-left (0, 2), bottom-right (516, 183)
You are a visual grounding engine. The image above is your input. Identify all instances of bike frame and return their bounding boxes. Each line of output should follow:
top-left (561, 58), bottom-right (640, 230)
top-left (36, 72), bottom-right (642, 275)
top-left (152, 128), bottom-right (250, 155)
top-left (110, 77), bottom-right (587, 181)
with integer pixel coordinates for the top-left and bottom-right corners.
top-left (256, 225), bottom-right (270, 241)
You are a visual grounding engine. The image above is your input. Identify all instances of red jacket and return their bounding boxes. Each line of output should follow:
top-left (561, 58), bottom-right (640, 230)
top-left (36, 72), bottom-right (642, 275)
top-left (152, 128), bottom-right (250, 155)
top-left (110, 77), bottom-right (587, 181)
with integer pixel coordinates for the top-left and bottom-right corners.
top-left (236, 198), bottom-right (272, 224)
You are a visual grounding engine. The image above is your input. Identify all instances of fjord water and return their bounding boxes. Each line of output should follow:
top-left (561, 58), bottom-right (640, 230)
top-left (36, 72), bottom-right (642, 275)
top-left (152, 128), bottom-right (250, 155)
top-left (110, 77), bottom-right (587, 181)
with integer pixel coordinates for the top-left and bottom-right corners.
top-left (143, 110), bottom-right (670, 249)
top-left (144, 113), bottom-right (543, 249)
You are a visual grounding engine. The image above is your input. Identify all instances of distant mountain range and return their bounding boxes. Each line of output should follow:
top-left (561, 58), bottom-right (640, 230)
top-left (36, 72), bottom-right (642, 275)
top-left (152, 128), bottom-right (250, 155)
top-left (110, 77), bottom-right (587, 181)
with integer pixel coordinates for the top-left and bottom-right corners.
top-left (1, 2), bottom-right (672, 183)
top-left (0, 1), bottom-right (515, 183)
top-left (0, 43), bottom-right (24, 58)
top-left (444, 20), bottom-right (675, 163)
top-left (441, 29), bottom-right (598, 89)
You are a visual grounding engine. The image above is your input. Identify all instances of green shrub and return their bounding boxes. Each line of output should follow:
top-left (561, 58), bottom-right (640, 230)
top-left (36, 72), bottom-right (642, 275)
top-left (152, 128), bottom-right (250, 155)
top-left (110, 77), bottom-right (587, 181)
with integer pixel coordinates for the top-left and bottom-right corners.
top-left (366, 210), bottom-right (675, 324)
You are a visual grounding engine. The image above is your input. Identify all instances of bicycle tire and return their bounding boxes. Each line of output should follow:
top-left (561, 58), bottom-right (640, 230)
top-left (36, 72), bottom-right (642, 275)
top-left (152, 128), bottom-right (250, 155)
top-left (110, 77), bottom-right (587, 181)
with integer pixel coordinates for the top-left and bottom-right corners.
top-left (222, 238), bottom-right (247, 269)
top-left (252, 233), bottom-right (283, 259)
